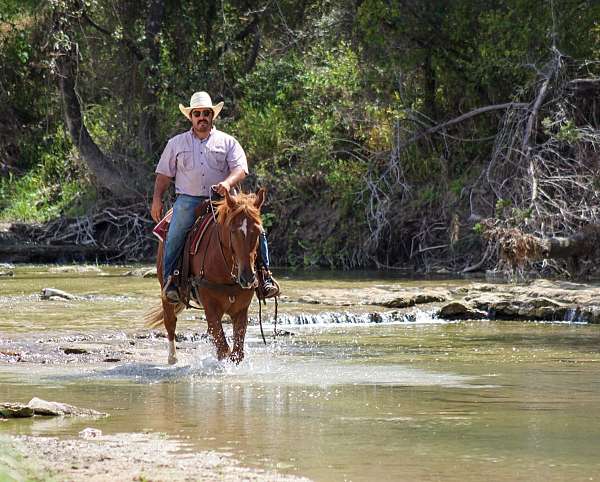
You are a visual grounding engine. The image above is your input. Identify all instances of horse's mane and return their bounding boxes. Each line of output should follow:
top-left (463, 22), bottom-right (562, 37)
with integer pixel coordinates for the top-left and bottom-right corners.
top-left (215, 192), bottom-right (263, 228)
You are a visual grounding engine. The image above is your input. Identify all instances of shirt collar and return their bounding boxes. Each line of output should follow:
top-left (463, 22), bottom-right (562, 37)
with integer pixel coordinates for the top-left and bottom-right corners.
top-left (189, 127), bottom-right (215, 143)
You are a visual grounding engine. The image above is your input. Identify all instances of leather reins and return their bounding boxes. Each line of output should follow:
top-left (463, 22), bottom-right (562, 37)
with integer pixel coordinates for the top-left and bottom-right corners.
top-left (190, 193), bottom-right (269, 345)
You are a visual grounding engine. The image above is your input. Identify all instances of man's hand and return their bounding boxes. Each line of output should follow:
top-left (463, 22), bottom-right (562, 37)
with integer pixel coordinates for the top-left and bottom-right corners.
top-left (212, 180), bottom-right (231, 197)
top-left (151, 197), bottom-right (163, 223)
top-left (151, 174), bottom-right (172, 223)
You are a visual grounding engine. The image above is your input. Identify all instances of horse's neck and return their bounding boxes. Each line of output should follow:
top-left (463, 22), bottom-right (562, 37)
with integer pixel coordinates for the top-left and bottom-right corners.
top-left (191, 221), bottom-right (233, 282)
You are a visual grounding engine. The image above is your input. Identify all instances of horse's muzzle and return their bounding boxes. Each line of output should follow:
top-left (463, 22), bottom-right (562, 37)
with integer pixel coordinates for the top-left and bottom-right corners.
top-left (238, 271), bottom-right (257, 290)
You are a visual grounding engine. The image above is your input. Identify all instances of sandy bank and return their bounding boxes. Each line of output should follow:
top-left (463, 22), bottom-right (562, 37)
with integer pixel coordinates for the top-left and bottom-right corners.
top-left (2, 433), bottom-right (310, 482)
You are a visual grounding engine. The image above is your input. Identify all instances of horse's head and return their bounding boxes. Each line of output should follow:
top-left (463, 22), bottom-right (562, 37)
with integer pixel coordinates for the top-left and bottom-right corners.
top-left (218, 188), bottom-right (266, 289)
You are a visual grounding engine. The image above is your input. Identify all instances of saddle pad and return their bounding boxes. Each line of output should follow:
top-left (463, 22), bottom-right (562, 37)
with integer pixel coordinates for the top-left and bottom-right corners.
top-left (152, 208), bottom-right (173, 243)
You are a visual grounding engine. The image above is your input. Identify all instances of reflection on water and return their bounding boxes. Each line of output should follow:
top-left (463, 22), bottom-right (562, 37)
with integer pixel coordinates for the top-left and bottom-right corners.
top-left (1, 266), bottom-right (600, 481)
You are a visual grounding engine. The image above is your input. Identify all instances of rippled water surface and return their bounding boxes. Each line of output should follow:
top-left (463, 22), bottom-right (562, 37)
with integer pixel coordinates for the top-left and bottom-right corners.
top-left (1, 266), bottom-right (600, 481)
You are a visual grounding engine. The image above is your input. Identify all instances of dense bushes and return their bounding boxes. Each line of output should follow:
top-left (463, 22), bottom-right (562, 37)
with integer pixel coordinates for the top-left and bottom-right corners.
top-left (1, 1), bottom-right (599, 269)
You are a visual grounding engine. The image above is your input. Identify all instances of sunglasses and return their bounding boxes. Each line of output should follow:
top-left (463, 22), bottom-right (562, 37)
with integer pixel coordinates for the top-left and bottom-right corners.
top-left (192, 109), bottom-right (213, 118)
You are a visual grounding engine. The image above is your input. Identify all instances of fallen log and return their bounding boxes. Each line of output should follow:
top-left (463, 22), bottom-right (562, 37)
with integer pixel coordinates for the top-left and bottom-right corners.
top-left (0, 244), bottom-right (119, 263)
top-left (482, 222), bottom-right (600, 274)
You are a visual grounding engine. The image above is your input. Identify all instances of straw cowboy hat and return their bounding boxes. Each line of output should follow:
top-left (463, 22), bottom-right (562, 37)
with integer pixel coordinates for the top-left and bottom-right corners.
top-left (179, 91), bottom-right (224, 120)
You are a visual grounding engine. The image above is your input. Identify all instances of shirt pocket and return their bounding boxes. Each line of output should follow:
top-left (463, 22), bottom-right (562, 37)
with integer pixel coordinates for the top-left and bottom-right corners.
top-left (176, 150), bottom-right (194, 171)
top-left (206, 145), bottom-right (228, 172)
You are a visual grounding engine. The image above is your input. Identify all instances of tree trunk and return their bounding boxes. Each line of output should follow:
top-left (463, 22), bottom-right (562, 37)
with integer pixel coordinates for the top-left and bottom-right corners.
top-left (56, 50), bottom-right (136, 199)
top-left (139, 0), bottom-right (166, 158)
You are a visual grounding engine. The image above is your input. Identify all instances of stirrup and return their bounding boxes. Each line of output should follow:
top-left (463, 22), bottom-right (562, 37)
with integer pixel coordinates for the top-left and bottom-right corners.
top-left (162, 276), bottom-right (180, 303)
top-left (261, 272), bottom-right (280, 299)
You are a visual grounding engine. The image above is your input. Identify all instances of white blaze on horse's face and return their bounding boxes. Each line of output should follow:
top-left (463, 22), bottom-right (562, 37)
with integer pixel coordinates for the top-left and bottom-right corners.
top-left (230, 213), bottom-right (261, 289)
top-left (239, 218), bottom-right (248, 238)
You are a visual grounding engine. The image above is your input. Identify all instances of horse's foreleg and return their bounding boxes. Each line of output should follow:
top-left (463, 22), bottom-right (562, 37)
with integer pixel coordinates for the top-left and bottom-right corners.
top-left (230, 310), bottom-right (248, 364)
top-left (162, 299), bottom-right (178, 365)
top-left (204, 301), bottom-right (229, 360)
top-left (156, 242), bottom-right (178, 364)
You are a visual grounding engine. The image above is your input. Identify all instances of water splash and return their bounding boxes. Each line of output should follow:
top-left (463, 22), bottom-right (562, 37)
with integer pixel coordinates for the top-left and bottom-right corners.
top-left (263, 309), bottom-right (444, 326)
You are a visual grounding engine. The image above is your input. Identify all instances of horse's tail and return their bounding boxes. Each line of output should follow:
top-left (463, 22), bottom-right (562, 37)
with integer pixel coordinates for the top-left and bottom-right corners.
top-left (143, 302), bottom-right (185, 328)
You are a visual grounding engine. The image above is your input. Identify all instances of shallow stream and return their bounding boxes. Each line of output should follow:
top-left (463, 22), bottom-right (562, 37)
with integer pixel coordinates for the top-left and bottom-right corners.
top-left (1, 266), bottom-right (600, 481)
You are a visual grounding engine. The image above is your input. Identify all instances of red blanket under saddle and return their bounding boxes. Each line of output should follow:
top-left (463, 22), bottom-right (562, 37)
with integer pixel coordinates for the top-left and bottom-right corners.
top-left (152, 207), bottom-right (213, 254)
top-left (152, 208), bottom-right (173, 243)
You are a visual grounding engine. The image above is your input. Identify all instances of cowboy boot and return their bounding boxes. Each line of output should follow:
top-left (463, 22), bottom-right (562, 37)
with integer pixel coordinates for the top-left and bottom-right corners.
top-left (162, 275), bottom-right (180, 303)
top-left (260, 269), bottom-right (280, 298)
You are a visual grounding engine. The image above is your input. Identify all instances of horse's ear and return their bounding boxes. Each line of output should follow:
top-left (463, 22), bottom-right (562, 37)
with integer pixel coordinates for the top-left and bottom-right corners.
top-left (254, 187), bottom-right (266, 210)
top-left (224, 189), bottom-right (236, 210)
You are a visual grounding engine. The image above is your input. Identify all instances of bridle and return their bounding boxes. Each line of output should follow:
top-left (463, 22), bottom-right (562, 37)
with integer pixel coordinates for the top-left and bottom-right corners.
top-left (200, 191), bottom-right (258, 289)
top-left (191, 190), bottom-right (275, 345)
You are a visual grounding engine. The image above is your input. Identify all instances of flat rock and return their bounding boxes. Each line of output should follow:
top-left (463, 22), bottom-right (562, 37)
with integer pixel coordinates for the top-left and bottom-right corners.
top-left (40, 288), bottom-right (80, 300)
top-left (438, 301), bottom-right (486, 320)
top-left (372, 290), bottom-right (449, 308)
top-left (27, 397), bottom-right (106, 417)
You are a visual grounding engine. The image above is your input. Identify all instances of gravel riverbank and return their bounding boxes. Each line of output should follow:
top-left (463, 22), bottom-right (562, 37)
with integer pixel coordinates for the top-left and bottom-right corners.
top-left (2, 432), bottom-right (310, 481)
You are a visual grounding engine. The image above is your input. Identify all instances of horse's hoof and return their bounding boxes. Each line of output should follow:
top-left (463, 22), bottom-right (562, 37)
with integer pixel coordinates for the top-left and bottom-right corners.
top-left (168, 355), bottom-right (178, 365)
top-left (230, 352), bottom-right (244, 365)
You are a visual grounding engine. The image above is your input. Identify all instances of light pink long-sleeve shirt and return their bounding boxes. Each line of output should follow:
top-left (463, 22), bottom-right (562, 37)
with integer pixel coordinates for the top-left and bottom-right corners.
top-left (155, 128), bottom-right (248, 196)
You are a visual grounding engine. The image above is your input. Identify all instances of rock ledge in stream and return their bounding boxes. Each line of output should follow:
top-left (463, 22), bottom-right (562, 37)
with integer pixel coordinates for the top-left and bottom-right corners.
top-left (0, 398), bottom-right (106, 418)
top-left (436, 280), bottom-right (600, 323)
top-left (438, 301), bottom-right (487, 320)
top-left (371, 290), bottom-right (449, 308)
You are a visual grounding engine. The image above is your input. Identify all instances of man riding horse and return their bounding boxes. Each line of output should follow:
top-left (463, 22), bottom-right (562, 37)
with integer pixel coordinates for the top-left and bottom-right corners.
top-left (150, 91), bottom-right (277, 302)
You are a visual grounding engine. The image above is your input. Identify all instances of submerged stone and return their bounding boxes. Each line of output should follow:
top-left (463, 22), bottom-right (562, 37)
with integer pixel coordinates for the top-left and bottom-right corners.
top-left (62, 347), bottom-right (88, 355)
top-left (79, 427), bottom-right (102, 439)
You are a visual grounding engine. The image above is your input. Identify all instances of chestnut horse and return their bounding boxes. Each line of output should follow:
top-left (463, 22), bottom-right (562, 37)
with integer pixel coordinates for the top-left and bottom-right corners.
top-left (145, 189), bottom-right (265, 364)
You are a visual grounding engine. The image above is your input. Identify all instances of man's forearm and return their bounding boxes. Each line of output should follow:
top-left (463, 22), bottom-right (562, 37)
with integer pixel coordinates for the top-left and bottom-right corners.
top-left (153, 174), bottom-right (172, 201)
top-left (225, 168), bottom-right (246, 189)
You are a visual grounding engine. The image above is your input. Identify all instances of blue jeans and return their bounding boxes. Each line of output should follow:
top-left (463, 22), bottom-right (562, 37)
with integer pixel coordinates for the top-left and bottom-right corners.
top-left (163, 194), bottom-right (272, 283)
top-left (259, 231), bottom-right (270, 269)
top-left (163, 194), bottom-right (207, 282)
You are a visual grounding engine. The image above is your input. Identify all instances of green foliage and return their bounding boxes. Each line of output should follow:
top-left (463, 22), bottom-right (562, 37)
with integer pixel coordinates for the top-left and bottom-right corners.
top-left (234, 40), bottom-right (365, 208)
top-left (0, 171), bottom-right (91, 222)
top-left (491, 198), bottom-right (532, 226)
top-left (1, 0), bottom-right (600, 267)
top-left (473, 223), bottom-right (484, 235)
top-left (0, 127), bottom-right (94, 222)
top-left (542, 116), bottom-right (581, 144)
top-left (495, 198), bottom-right (512, 217)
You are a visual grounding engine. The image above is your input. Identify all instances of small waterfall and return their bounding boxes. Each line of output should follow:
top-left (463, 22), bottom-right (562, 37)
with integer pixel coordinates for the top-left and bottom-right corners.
top-left (255, 309), bottom-right (440, 326)
top-left (564, 307), bottom-right (580, 322)
top-left (563, 307), bottom-right (599, 323)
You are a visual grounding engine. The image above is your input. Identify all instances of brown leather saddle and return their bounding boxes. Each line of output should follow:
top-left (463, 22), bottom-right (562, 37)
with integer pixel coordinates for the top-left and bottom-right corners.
top-left (174, 200), bottom-right (213, 305)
